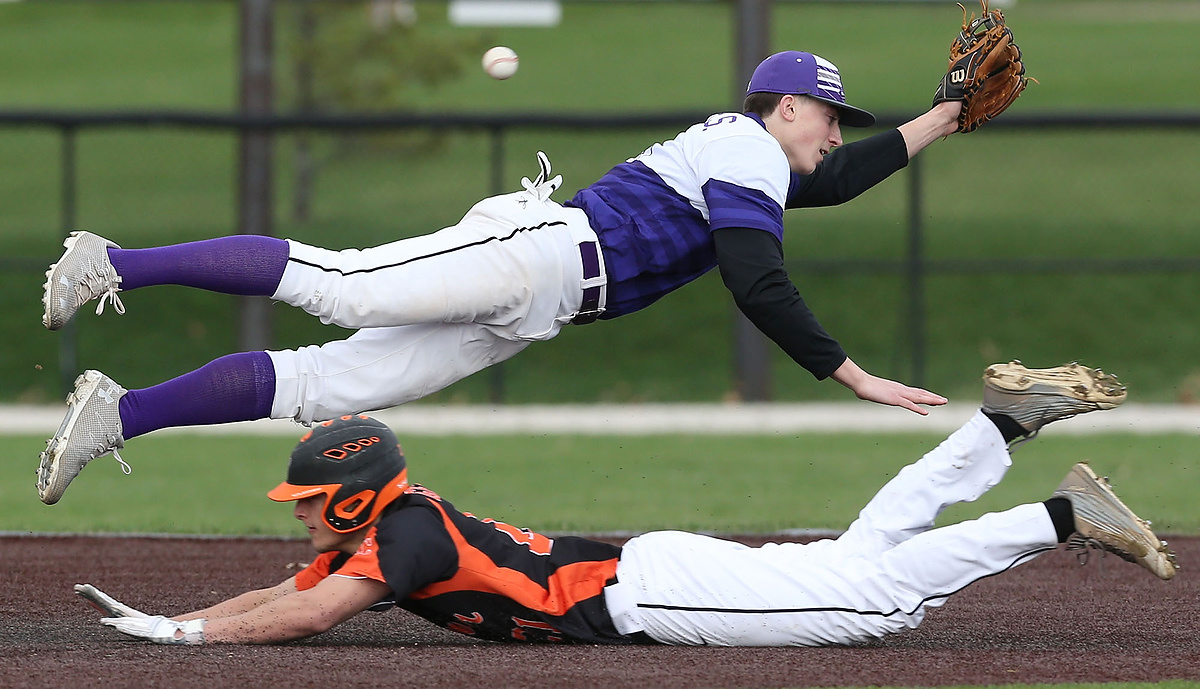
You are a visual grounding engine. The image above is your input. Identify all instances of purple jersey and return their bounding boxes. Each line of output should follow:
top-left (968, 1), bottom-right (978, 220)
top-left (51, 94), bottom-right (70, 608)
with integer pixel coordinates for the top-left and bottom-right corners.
top-left (565, 112), bottom-right (790, 318)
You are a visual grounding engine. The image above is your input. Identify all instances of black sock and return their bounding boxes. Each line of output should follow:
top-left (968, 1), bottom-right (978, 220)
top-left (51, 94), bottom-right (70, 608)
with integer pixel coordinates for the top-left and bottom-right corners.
top-left (983, 411), bottom-right (1028, 444)
top-left (1043, 497), bottom-right (1076, 543)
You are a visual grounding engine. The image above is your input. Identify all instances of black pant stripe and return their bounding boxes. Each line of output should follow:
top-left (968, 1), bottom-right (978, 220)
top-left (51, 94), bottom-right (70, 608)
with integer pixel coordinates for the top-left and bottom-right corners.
top-left (634, 545), bottom-right (1054, 618)
top-left (286, 220), bottom-right (568, 277)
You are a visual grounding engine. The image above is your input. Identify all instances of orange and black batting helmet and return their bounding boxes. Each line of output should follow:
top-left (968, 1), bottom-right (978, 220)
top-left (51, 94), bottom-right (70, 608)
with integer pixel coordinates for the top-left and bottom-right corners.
top-left (268, 415), bottom-right (409, 533)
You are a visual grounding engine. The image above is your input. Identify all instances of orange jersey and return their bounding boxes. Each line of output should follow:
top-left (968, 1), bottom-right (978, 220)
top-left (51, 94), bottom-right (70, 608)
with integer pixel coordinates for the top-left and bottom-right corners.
top-left (296, 485), bottom-right (632, 644)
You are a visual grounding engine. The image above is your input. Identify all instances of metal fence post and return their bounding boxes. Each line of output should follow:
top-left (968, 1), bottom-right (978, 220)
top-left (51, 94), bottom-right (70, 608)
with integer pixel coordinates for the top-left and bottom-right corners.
top-left (237, 0), bottom-right (275, 352)
top-left (58, 125), bottom-right (78, 396)
top-left (488, 125), bottom-right (506, 404)
top-left (906, 154), bottom-right (926, 387)
top-left (731, 0), bottom-right (774, 401)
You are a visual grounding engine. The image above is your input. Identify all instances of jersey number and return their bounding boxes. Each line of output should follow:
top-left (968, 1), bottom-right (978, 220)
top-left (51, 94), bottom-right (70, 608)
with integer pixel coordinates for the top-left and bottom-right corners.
top-left (702, 114), bottom-right (739, 130)
top-left (464, 513), bottom-right (554, 556)
top-left (511, 616), bottom-right (563, 643)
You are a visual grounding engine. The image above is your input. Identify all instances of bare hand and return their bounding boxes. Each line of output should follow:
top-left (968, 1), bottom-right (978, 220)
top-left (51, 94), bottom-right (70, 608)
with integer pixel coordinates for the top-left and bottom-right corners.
top-left (830, 358), bottom-right (948, 415)
top-left (848, 374), bottom-right (948, 415)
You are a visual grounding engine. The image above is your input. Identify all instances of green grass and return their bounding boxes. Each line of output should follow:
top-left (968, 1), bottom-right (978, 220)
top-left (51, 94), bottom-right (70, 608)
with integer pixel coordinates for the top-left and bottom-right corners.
top-left (2, 0), bottom-right (1200, 405)
top-left (3, 431), bottom-right (1197, 536)
top-left (911, 686), bottom-right (1200, 689)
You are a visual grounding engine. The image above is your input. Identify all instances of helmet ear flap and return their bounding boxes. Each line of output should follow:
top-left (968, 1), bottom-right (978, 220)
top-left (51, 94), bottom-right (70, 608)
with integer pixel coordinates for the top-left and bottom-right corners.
top-left (326, 489), bottom-right (378, 532)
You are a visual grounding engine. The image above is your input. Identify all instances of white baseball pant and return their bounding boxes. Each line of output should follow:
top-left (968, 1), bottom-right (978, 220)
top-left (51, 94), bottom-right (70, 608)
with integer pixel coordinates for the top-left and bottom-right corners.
top-left (604, 411), bottom-right (1060, 646)
top-left (265, 185), bottom-right (602, 424)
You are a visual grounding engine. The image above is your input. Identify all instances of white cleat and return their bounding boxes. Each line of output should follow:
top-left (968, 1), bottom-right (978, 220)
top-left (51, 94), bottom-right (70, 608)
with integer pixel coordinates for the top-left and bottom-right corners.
top-left (1053, 462), bottom-right (1177, 581)
top-left (42, 230), bottom-right (124, 330)
top-left (983, 361), bottom-right (1126, 443)
top-left (37, 370), bottom-right (130, 505)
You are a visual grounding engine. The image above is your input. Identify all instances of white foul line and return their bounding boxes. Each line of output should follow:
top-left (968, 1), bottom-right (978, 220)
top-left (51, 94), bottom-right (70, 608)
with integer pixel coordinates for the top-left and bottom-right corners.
top-left (3, 403), bottom-right (1200, 436)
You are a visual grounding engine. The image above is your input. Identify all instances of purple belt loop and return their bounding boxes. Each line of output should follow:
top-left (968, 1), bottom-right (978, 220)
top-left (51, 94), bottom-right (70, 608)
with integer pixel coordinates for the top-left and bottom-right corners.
top-left (579, 241), bottom-right (600, 280)
top-left (572, 241), bottom-right (604, 325)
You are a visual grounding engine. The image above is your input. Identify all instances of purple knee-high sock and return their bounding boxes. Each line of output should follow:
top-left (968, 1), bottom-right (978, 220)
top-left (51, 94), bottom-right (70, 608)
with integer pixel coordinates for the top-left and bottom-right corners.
top-left (108, 235), bottom-right (289, 295)
top-left (118, 352), bottom-right (276, 440)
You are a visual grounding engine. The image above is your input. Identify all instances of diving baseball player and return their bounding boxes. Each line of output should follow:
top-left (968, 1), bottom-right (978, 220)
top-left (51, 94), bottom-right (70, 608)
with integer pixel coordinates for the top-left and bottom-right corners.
top-left (38, 50), bottom-right (963, 504)
top-left (77, 363), bottom-right (1174, 647)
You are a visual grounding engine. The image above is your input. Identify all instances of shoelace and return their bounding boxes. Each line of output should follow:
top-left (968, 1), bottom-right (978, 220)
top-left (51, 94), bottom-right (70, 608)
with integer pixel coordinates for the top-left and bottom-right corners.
top-left (75, 267), bottom-right (126, 316)
top-left (109, 446), bottom-right (132, 475)
top-left (1065, 533), bottom-right (1136, 567)
top-left (520, 150), bottom-right (562, 202)
top-left (77, 435), bottom-right (131, 475)
top-left (1065, 526), bottom-right (1178, 572)
top-left (92, 383), bottom-right (132, 475)
top-left (1006, 428), bottom-right (1039, 451)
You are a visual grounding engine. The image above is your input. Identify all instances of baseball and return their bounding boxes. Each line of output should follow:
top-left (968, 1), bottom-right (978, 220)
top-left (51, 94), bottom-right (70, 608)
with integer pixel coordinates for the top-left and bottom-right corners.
top-left (482, 46), bottom-right (519, 80)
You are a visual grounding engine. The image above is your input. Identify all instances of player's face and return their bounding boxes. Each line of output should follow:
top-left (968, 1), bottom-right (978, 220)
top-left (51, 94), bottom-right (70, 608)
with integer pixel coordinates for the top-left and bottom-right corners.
top-left (783, 97), bottom-right (843, 174)
top-left (293, 494), bottom-right (352, 553)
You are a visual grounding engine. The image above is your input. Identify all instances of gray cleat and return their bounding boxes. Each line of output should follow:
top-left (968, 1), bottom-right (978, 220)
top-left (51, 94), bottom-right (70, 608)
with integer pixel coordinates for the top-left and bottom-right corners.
top-left (38, 370), bottom-right (130, 505)
top-left (983, 361), bottom-right (1126, 441)
top-left (1053, 462), bottom-right (1177, 581)
top-left (42, 230), bottom-right (125, 330)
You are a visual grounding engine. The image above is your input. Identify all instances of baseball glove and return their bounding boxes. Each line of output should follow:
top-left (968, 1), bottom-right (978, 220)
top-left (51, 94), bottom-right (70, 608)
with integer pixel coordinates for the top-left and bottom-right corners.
top-left (933, 0), bottom-right (1034, 133)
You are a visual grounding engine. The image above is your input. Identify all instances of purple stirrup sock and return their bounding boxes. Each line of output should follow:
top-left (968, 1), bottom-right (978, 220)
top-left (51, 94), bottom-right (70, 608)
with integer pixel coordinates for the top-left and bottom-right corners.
top-left (108, 235), bottom-right (289, 295)
top-left (118, 352), bottom-right (276, 440)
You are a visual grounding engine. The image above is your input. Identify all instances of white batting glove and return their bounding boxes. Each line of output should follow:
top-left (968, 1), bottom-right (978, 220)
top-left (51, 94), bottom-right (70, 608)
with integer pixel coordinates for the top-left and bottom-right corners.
top-left (74, 583), bottom-right (150, 619)
top-left (101, 615), bottom-right (207, 645)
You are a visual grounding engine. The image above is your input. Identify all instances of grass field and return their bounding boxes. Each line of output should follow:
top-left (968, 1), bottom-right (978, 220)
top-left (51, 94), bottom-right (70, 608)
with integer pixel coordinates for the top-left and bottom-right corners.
top-left (3, 430), bottom-right (1197, 536)
top-left (1, 1), bottom-right (1200, 406)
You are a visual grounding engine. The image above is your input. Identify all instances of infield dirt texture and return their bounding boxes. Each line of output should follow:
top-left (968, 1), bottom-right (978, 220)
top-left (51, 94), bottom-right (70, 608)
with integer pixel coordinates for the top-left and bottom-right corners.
top-left (3, 533), bottom-right (1197, 688)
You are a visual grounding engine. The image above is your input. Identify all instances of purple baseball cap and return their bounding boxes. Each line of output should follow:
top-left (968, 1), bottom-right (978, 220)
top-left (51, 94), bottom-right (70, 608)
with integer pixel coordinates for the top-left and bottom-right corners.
top-left (746, 51), bottom-right (875, 128)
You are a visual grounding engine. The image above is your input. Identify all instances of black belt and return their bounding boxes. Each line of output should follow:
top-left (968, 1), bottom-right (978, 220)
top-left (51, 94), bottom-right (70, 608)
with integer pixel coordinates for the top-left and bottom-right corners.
top-left (572, 240), bottom-right (604, 325)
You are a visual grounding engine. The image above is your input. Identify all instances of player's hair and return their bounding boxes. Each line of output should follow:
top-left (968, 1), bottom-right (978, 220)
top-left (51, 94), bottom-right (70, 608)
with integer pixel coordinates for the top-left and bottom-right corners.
top-left (268, 415), bottom-right (410, 533)
top-left (743, 92), bottom-right (787, 117)
top-left (743, 92), bottom-right (821, 118)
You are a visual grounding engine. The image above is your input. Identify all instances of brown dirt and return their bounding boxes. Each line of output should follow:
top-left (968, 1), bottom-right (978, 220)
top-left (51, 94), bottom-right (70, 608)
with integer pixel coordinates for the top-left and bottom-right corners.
top-left (2, 533), bottom-right (1197, 688)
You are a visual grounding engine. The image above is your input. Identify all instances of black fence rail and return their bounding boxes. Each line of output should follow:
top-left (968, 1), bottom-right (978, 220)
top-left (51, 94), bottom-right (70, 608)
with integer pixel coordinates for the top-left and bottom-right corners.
top-left (3, 109), bottom-right (1199, 397)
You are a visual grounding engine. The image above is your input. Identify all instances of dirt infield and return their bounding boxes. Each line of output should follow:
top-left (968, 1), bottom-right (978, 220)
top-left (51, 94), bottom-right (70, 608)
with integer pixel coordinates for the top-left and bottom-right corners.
top-left (2, 533), bottom-right (1198, 689)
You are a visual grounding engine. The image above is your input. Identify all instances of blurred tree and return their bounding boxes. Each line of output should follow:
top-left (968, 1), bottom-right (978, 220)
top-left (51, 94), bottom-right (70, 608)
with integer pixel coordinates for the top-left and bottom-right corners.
top-left (285, 0), bottom-right (487, 223)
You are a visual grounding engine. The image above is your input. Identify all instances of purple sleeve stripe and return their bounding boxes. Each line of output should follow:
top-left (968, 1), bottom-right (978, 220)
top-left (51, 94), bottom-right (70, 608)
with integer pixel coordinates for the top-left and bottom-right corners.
top-left (702, 179), bottom-right (784, 241)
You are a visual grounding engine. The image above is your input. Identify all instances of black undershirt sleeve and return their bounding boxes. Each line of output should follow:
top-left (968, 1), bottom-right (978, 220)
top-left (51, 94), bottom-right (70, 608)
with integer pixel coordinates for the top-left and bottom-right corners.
top-left (713, 226), bottom-right (847, 380)
top-left (787, 128), bottom-right (909, 208)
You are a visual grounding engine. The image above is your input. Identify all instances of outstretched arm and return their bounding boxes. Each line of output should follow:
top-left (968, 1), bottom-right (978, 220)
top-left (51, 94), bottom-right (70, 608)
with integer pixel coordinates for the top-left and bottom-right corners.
top-left (713, 227), bottom-right (847, 381)
top-left (172, 577), bottom-right (299, 621)
top-left (714, 226), bottom-right (946, 413)
top-left (90, 574), bottom-right (392, 644)
top-left (788, 101), bottom-right (964, 209)
top-left (199, 575), bottom-right (392, 643)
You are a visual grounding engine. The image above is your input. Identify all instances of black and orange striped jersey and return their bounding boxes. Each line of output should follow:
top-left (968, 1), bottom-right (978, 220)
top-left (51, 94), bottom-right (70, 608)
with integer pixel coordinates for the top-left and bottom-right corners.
top-left (295, 484), bottom-right (634, 644)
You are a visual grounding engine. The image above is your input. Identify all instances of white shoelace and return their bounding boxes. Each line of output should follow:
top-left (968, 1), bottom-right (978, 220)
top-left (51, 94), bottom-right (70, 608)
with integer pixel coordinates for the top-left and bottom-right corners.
top-left (110, 446), bottom-right (132, 475)
top-left (93, 382), bottom-right (132, 475)
top-left (75, 268), bottom-right (126, 316)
